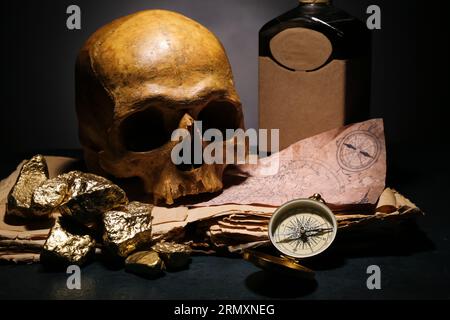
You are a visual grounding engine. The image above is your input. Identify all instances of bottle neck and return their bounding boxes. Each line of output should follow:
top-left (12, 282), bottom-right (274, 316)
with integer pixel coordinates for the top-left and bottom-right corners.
top-left (298, 0), bottom-right (331, 5)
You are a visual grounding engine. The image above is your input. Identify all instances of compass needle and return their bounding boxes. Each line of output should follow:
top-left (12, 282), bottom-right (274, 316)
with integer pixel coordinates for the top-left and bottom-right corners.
top-left (360, 150), bottom-right (373, 158)
top-left (344, 142), bottom-right (357, 150)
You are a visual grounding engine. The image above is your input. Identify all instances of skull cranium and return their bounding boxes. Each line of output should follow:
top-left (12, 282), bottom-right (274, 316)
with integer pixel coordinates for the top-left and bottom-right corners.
top-left (75, 10), bottom-right (244, 204)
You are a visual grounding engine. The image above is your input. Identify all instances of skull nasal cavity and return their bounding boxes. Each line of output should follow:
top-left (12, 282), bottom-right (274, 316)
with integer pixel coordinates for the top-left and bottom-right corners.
top-left (199, 101), bottom-right (240, 136)
top-left (120, 108), bottom-right (171, 152)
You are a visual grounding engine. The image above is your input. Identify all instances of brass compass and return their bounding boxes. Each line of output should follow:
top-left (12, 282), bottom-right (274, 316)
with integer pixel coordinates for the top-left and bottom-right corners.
top-left (244, 194), bottom-right (337, 278)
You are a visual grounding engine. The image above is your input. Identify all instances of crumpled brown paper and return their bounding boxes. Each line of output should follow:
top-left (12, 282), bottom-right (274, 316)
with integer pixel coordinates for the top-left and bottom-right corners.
top-left (0, 120), bottom-right (422, 262)
top-left (150, 188), bottom-right (422, 253)
top-left (0, 157), bottom-right (421, 262)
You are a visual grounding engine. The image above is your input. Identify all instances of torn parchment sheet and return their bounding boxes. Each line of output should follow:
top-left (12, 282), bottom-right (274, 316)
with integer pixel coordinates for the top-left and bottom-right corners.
top-left (198, 119), bottom-right (386, 207)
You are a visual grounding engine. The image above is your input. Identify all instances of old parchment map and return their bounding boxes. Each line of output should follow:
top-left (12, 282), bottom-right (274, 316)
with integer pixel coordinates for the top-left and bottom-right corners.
top-left (198, 119), bottom-right (386, 207)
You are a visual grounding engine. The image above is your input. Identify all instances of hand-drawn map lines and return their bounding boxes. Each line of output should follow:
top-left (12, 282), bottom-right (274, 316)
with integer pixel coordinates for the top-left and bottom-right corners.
top-left (205, 159), bottom-right (344, 206)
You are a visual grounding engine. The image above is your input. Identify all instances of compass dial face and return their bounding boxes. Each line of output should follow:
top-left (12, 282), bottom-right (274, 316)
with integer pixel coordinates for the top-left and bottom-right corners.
top-left (269, 199), bottom-right (337, 259)
top-left (337, 131), bottom-right (380, 172)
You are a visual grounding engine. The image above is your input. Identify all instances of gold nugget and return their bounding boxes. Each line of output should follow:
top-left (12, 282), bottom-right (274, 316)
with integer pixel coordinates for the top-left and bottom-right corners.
top-left (61, 171), bottom-right (128, 224)
top-left (103, 201), bottom-right (153, 258)
top-left (40, 218), bottom-right (96, 266)
top-left (7, 155), bottom-right (50, 218)
top-left (125, 250), bottom-right (164, 278)
top-left (32, 176), bottom-right (69, 213)
top-left (152, 241), bottom-right (192, 270)
top-left (43, 171), bottom-right (128, 225)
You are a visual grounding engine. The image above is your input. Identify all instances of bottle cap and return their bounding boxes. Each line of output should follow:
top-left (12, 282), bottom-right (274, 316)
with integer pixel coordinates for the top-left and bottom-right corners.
top-left (299, 0), bottom-right (330, 4)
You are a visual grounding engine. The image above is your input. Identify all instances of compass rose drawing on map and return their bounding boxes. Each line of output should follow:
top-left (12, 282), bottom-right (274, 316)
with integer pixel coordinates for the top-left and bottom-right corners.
top-left (337, 130), bottom-right (380, 172)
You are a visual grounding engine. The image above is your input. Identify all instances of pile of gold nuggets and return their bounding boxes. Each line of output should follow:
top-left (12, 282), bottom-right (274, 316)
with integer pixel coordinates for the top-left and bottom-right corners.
top-left (6, 155), bottom-right (191, 278)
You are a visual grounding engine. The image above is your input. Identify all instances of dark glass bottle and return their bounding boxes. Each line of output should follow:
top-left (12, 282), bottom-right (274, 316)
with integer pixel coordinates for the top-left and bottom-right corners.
top-left (259, 0), bottom-right (371, 151)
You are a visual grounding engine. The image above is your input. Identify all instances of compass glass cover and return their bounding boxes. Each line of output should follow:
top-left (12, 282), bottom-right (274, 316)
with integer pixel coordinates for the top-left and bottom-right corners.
top-left (269, 199), bottom-right (337, 259)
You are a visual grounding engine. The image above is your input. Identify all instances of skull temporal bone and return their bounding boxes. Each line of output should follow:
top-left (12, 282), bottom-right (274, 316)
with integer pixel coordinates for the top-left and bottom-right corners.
top-left (75, 10), bottom-right (244, 204)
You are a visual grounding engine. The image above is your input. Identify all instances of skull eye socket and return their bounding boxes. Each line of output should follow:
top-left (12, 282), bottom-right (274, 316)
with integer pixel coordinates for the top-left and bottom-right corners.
top-left (120, 107), bottom-right (180, 152)
top-left (198, 101), bottom-right (241, 136)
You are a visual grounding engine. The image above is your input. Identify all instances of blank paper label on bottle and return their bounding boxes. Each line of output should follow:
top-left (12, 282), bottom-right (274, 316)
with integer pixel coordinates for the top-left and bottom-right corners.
top-left (270, 28), bottom-right (332, 71)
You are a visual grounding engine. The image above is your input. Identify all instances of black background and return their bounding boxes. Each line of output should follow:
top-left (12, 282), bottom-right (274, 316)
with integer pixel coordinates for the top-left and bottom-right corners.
top-left (1, 0), bottom-right (443, 152)
top-left (1, 0), bottom-right (449, 300)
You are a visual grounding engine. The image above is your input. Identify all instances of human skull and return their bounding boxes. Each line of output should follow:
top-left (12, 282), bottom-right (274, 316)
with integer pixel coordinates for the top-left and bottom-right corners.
top-left (75, 10), bottom-right (244, 204)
